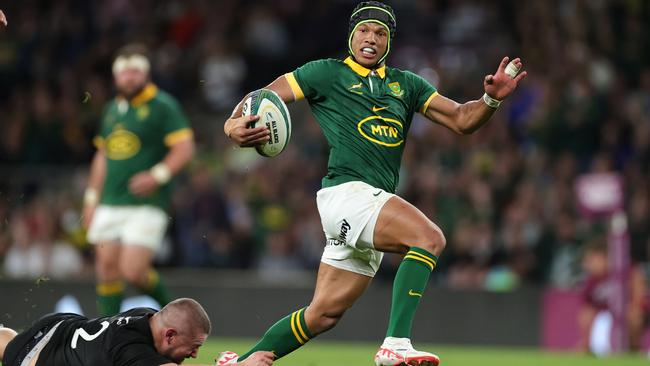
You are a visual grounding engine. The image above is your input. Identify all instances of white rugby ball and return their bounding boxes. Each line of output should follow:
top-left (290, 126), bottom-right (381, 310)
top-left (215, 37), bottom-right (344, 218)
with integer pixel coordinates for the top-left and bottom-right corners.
top-left (242, 89), bottom-right (292, 157)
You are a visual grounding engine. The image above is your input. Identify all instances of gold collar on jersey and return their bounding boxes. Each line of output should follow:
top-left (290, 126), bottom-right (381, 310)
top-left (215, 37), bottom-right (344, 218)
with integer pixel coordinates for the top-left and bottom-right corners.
top-left (344, 57), bottom-right (386, 79)
top-left (131, 83), bottom-right (158, 106)
top-left (117, 83), bottom-right (158, 107)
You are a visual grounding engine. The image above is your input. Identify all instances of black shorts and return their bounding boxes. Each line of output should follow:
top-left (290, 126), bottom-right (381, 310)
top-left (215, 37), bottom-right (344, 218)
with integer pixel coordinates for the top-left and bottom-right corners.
top-left (2, 314), bottom-right (77, 366)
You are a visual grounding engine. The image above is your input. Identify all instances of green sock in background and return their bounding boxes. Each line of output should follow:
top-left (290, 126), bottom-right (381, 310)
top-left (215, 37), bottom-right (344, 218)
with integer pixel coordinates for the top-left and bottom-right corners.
top-left (141, 269), bottom-right (172, 307)
top-left (96, 280), bottom-right (124, 316)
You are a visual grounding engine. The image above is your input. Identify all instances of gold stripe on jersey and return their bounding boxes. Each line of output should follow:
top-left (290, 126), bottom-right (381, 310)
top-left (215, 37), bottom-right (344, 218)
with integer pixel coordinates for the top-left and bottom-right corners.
top-left (131, 83), bottom-right (158, 107)
top-left (285, 72), bottom-right (305, 101)
top-left (421, 91), bottom-right (439, 114)
top-left (164, 128), bottom-right (194, 146)
top-left (344, 57), bottom-right (386, 79)
top-left (94, 136), bottom-right (105, 149)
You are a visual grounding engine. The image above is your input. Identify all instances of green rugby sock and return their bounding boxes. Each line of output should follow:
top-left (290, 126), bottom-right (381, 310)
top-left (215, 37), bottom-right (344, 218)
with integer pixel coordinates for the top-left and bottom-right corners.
top-left (238, 308), bottom-right (313, 361)
top-left (141, 270), bottom-right (172, 307)
top-left (386, 247), bottom-right (437, 338)
top-left (97, 280), bottom-right (124, 316)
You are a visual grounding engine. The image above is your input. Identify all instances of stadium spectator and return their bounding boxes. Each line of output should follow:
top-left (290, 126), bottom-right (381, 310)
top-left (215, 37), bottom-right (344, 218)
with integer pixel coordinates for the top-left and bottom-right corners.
top-left (578, 241), bottom-right (649, 354)
top-left (0, 298), bottom-right (274, 366)
top-left (83, 44), bottom-right (195, 316)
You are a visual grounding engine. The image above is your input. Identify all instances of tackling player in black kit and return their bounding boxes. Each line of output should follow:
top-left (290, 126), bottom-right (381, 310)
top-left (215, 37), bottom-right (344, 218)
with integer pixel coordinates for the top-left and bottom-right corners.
top-left (0, 298), bottom-right (273, 366)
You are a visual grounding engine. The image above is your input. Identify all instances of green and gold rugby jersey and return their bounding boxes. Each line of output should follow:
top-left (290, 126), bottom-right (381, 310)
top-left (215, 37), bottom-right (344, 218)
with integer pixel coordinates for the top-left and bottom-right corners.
top-left (94, 84), bottom-right (192, 210)
top-left (286, 57), bottom-right (438, 193)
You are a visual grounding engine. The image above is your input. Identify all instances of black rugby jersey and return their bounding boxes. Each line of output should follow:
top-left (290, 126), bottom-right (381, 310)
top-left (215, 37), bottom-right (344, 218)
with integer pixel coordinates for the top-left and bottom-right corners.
top-left (37, 307), bottom-right (171, 366)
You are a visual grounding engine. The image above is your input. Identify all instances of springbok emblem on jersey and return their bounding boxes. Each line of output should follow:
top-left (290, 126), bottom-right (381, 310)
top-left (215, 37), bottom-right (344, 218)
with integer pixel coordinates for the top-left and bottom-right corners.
top-left (388, 82), bottom-right (404, 98)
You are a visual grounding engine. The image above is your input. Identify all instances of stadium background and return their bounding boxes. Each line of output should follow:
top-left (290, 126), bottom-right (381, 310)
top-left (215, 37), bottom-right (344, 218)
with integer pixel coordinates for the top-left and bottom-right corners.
top-left (0, 0), bottom-right (649, 363)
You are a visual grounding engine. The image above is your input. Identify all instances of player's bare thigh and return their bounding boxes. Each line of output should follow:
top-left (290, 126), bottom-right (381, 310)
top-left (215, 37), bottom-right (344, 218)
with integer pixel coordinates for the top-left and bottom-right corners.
top-left (373, 196), bottom-right (446, 257)
top-left (305, 262), bottom-right (372, 334)
top-left (94, 240), bottom-right (122, 281)
top-left (119, 245), bottom-right (155, 288)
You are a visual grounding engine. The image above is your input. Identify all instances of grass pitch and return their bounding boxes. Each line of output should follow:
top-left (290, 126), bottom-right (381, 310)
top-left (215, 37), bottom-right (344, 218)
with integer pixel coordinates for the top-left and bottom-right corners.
top-left (196, 338), bottom-right (648, 366)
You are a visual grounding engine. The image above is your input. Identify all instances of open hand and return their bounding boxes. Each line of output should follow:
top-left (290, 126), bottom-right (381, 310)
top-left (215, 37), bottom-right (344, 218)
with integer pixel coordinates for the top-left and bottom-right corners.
top-left (484, 56), bottom-right (527, 101)
top-left (224, 115), bottom-right (270, 147)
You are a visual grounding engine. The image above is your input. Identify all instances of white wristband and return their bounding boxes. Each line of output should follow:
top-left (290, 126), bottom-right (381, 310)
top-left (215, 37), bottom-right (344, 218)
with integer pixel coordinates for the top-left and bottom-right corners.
top-left (84, 188), bottom-right (99, 206)
top-left (150, 163), bottom-right (172, 185)
top-left (482, 93), bottom-right (502, 108)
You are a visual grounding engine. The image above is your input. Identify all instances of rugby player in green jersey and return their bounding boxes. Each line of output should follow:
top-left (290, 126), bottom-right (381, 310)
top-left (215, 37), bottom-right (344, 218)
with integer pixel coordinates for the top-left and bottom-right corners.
top-left (83, 44), bottom-right (195, 317)
top-left (222, 2), bottom-right (526, 365)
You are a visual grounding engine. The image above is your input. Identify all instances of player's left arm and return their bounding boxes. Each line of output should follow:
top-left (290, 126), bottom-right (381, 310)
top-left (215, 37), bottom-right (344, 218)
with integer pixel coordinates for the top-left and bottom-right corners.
top-left (423, 57), bottom-right (527, 135)
top-left (0, 10), bottom-right (7, 26)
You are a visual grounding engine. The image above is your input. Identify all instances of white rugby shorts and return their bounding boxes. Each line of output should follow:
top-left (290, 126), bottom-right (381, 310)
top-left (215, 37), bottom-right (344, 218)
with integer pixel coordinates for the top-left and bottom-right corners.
top-left (316, 181), bottom-right (395, 277)
top-left (87, 205), bottom-right (168, 251)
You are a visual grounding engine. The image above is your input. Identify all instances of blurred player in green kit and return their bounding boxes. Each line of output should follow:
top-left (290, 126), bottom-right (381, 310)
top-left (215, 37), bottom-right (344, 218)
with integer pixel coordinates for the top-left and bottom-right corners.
top-left (222, 2), bottom-right (526, 365)
top-left (84, 44), bottom-right (195, 316)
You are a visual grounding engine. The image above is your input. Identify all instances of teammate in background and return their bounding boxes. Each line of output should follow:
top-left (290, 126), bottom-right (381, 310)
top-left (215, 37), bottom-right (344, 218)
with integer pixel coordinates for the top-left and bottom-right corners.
top-left (0, 298), bottom-right (274, 366)
top-left (83, 44), bottom-right (195, 316)
top-left (578, 242), bottom-right (648, 353)
top-left (222, 1), bottom-right (526, 365)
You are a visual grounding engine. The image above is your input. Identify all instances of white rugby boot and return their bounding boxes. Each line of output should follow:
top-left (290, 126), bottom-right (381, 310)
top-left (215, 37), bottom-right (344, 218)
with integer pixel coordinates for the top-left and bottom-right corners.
top-left (374, 337), bottom-right (440, 366)
top-left (216, 351), bottom-right (239, 365)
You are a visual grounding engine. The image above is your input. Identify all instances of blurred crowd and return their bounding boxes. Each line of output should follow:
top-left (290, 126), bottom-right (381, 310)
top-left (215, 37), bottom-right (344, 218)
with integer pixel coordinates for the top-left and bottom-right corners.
top-left (0, 0), bottom-right (649, 290)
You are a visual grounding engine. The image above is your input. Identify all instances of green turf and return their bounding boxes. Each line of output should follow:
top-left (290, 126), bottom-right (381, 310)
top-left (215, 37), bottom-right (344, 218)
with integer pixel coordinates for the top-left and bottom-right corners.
top-left (196, 338), bottom-right (649, 366)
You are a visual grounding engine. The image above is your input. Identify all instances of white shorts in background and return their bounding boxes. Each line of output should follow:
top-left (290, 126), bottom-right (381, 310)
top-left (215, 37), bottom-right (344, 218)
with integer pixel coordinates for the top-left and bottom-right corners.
top-left (87, 205), bottom-right (168, 251)
top-left (316, 181), bottom-right (395, 277)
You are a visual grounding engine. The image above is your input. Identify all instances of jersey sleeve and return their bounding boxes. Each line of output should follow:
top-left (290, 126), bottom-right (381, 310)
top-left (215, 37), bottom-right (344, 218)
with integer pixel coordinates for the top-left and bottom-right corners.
top-left (406, 71), bottom-right (438, 115)
top-left (113, 343), bottom-right (172, 366)
top-left (160, 96), bottom-right (193, 147)
top-left (285, 59), bottom-right (335, 102)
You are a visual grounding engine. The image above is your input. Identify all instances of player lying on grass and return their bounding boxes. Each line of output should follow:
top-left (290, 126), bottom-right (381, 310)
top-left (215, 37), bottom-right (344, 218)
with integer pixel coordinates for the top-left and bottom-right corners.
top-left (0, 298), bottom-right (273, 366)
top-left (222, 1), bottom-right (526, 366)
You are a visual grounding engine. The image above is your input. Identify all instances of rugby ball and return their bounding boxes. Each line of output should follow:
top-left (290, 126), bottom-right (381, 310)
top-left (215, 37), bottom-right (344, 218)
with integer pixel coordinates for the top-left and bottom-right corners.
top-left (242, 89), bottom-right (291, 157)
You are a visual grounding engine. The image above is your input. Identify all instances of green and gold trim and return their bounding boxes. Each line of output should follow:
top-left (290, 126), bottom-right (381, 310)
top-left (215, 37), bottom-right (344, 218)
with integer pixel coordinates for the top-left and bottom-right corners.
top-left (403, 249), bottom-right (437, 271)
top-left (131, 83), bottom-right (158, 107)
top-left (343, 57), bottom-right (386, 79)
top-left (421, 91), bottom-right (439, 114)
top-left (164, 128), bottom-right (194, 146)
top-left (285, 72), bottom-right (305, 101)
top-left (93, 136), bottom-right (105, 149)
top-left (290, 308), bottom-right (311, 345)
top-left (97, 280), bottom-right (125, 296)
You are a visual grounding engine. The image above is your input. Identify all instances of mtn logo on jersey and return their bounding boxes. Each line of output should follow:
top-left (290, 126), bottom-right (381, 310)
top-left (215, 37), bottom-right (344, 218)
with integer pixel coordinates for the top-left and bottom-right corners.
top-left (357, 116), bottom-right (404, 147)
top-left (105, 128), bottom-right (141, 160)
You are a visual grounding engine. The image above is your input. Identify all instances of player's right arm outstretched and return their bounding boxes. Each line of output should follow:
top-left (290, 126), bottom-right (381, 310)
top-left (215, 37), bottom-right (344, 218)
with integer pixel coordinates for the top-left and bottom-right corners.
top-left (423, 56), bottom-right (527, 134)
top-left (223, 75), bottom-right (296, 147)
top-left (159, 351), bottom-right (274, 366)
